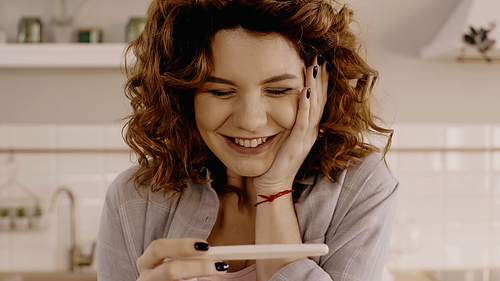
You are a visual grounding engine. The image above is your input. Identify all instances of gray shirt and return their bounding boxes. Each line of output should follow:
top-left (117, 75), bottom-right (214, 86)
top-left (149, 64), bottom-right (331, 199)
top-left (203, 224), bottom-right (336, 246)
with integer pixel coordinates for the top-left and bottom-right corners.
top-left (97, 152), bottom-right (398, 281)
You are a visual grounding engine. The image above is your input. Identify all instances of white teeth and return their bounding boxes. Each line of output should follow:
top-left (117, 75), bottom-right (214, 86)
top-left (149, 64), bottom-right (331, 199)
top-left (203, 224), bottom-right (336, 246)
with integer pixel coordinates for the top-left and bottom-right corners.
top-left (233, 137), bottom-right (269, 148)
top-left (250, 139), bottom-right (258, 147)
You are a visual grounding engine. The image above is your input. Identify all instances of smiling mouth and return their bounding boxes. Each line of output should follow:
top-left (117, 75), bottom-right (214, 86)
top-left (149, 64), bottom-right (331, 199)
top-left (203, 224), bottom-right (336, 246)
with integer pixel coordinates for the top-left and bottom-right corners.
top-left (230, 137), bottom-right (269, 148)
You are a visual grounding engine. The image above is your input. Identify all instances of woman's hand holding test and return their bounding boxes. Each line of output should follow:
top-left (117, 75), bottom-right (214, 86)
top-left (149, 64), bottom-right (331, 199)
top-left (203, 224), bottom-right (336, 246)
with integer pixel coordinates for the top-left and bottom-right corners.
top-left (136, 238), bottom-right (227, 281)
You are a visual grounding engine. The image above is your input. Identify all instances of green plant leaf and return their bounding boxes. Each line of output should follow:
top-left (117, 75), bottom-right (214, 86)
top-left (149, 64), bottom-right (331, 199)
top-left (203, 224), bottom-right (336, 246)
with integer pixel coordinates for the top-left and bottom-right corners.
top-left (464, 34), bottom-right (475, 45)
top-left (17, 208), bottom-right (26, 217)
top-left (480, 29), bottom-right (488, 41)
top-left (470, 26), bottom-right (477, 35)
top-left (0, 208), bottom-right (9, 217)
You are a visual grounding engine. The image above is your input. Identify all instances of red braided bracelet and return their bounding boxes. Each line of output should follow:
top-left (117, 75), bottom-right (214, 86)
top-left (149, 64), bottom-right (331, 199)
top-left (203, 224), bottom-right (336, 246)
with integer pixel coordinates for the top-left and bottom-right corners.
top-left (253, 189), bottom-right (294, 207)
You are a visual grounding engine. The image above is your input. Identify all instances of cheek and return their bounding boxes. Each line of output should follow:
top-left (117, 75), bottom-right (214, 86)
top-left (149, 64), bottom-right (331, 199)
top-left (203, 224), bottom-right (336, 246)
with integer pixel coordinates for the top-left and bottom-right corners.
top-left (269, 98), bottom-right (298, 129)
top-left (194, 96), bottom-right (211, 132)
top-left (194, 96), bottom-right (226, 133)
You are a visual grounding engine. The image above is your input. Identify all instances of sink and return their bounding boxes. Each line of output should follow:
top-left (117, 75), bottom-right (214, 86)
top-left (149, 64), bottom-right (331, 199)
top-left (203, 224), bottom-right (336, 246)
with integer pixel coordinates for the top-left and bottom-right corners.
top-left (423, 268), bottom-right (500, 281)
top-left (0, 271), bottom-right (96, 281)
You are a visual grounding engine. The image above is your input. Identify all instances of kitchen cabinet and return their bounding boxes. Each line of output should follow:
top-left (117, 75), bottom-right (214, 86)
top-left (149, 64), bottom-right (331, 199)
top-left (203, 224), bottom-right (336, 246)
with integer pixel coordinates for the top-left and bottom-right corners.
top-left (0, 43), bottom-right (128, 68)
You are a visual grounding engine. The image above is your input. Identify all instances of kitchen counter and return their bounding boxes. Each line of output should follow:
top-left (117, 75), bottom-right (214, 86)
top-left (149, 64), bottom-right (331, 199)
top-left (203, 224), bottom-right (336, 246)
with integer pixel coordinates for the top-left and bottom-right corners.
top-left (392, 271), bottom-right (434, 281)
top-left (0, 271), bottom-right (96, 281)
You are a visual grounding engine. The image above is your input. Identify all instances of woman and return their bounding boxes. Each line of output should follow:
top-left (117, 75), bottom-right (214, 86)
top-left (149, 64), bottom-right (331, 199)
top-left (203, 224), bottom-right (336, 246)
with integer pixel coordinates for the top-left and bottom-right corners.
top-left (97, 0), bottom-right (398, 280)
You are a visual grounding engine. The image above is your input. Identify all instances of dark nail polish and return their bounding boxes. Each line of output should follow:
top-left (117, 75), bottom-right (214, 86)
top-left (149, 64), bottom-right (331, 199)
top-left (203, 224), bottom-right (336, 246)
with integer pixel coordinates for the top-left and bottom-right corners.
top-left (317, 55), bottom-right (325, 66)
top-left (306, 88), bottom-right (311, 99)
top-left (313, 66), bottom-right (318, 79)
top-left (194, 242), bottom-right (209, 251)
top-left (215, 262), bottom-right (229, 271)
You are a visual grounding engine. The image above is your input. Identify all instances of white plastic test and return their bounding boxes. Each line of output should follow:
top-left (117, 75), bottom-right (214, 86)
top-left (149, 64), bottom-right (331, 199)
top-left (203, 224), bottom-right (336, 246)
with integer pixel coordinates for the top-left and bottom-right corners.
top-left (186, 244), bottom-right (329, 260)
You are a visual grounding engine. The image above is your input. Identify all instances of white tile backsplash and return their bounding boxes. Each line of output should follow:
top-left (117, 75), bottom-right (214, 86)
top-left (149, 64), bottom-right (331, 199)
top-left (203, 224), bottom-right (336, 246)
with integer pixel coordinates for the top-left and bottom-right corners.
top-left (398, 198), bottom-right (445, 224)
top-left (57, 153), bottom-right (105, 175)
top-left (8, 125), bottom-right (57, 149)
top-left (494, 176), bottom-right (500, 196)
top-left (0, 124), bottom-right (130, 271)
top-left (493, 152), bottom-right (500, 171)
top-left (0, 251), bottom-right (10, 269)
top-left (492, 223), bottom-right (500, 245)
top-left (14, 154), bottom-right (57, 175)
top-left (445, 152), bottom-right (490, 172)
top-left (57, 125), bottom-right (106, 149)
top-left (105, 153), bottom-right (135, 174)
top-left (56, 180), bottom-right (105, 202)
top-left (492, 126), bottom-right (500, 148)
top-left (445, 222), bottom-right (489, 245)
top-left (0, 125), bottom-right (8, 149)
top-left (398, 152), bottom-right (443, 173)
top-left (445, 174), bottom-right (490, 198)
top-left (1, 123), bottom-right (499, 272)
top-left (444, 246), bottom-right (490, 269)
top-left (391, 245), bottom-right (445, 270)
top-left (491, 198), bottom-right (500, 221)
top-left (445, 198), bottom-right (489, 223)
top-left (397, 175), bottom-right (444, 199)
top-left (445, 125), bottom-right (491, 148)
top-left (10, 249), bottom-right (60, 271)
top-left (395, 124), bottom-right (445, 148)
top-left (105, 124), bottom-right (128, 149)
top-left (492, 247), bottom-right (500, 266)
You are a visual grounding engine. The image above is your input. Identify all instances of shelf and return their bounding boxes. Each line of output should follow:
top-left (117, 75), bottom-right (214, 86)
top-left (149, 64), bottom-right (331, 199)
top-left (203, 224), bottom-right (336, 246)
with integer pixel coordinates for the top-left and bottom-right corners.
top-left (0, 43), bottom-right (129, 68)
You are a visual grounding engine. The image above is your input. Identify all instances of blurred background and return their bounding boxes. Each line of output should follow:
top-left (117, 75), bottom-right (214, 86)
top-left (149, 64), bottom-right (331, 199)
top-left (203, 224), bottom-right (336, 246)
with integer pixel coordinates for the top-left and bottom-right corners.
top-left (0, 0), bottom-right (499, 280)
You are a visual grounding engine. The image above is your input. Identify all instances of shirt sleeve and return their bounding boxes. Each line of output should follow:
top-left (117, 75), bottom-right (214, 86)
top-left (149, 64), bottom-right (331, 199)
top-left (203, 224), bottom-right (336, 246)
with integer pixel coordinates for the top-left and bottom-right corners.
top-left (97, 174), bottom-right (139, 281)
top-left (271, 154), bottom-right (399, 281)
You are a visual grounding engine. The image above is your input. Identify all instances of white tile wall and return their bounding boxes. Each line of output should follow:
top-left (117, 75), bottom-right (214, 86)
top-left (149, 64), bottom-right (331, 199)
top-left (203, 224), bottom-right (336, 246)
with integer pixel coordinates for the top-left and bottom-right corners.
top-left (0, 123), bottom-right (499, 272)
top-left (0, 123), bottom-right (131, 271)
top-left (8, 125), bottom-right (57, 150)
top-left (445, 125), bottom-right (491, 149)
top-left (393, 124), bottom-right (445, 149)
top-left (387, 123), bottom-right (500, 271)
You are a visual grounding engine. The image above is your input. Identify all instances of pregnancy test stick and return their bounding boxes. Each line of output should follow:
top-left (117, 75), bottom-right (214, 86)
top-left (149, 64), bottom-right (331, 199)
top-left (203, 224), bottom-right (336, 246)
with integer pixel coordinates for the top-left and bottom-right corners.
top-left (186, 244), bottom-right (329, 260)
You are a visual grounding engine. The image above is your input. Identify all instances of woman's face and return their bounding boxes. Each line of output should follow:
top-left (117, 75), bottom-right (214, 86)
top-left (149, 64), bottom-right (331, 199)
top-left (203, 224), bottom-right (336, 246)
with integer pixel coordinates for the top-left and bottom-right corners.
top-left (194, 27), bottom-right (305, 177)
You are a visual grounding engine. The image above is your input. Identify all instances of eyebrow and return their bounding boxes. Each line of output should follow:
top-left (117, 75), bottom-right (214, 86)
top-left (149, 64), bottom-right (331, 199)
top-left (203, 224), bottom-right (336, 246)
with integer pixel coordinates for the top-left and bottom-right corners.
top-left (207, 73), bottom-right (298, 86)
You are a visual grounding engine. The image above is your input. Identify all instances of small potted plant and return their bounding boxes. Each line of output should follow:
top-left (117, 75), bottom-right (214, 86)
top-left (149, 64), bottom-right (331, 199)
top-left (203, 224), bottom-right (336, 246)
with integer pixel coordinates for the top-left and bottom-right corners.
top-left (0, 208), bottom-right (11, 231)
top-left (13, 207), bottom-right (30, 231)
top-left (30, 205), bottom-right (44, 230)
top-left (462, 21), bottom-right (497, 62)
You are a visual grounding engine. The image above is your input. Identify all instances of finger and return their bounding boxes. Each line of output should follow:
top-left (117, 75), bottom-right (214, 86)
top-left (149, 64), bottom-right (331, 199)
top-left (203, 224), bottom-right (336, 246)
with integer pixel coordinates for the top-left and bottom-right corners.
top-left (146, 260), bottom-right (228, 281)
top-left (308, 56), bottom-right (327, 132)
top-left (303, 57), bottom-right (322, 137)
top-left (318, 58), bottom-right (328, 109)
top-left (137, 238), bottom-right (209, 273)
top-left (287, 58), bottom-right (321, 145)
top-left (287, 85), bottom-right (311, 144)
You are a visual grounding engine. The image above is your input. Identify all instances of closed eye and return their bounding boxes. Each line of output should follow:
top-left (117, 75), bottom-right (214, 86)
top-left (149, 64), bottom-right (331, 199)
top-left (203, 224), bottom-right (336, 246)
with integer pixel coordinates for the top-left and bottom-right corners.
top-left (207, 90), bottom-right (236, 97)
top-left (266, 88), bottom-right (293, 96)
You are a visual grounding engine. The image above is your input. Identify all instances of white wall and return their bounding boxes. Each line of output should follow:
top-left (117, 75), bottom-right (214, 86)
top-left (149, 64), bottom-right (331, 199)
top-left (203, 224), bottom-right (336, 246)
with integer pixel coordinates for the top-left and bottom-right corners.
top-left (0, 69), bottom-right (129, 123)
top-left (1, 0), bottom-right (500, 124)
top-left (352, 0), bottom-right (500, 124)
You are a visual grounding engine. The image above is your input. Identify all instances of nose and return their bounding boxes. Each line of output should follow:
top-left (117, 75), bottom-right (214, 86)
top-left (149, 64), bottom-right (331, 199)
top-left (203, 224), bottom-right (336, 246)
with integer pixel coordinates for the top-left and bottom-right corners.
top-left (232, 94), bottom-right (267, 132)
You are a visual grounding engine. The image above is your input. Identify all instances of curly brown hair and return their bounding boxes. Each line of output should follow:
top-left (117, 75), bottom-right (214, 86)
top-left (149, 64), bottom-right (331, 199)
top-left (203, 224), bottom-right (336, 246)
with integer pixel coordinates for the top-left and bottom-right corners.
top-left (123, 0), bottom-right (393, 194)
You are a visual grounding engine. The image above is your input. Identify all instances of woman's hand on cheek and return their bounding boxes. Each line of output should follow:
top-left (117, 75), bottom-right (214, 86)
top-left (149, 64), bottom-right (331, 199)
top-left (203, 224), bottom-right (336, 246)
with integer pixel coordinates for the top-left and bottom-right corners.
top-left (136, 238), bottom-right (228, 281)
top-left (254, 56), bottom-right (328, 193)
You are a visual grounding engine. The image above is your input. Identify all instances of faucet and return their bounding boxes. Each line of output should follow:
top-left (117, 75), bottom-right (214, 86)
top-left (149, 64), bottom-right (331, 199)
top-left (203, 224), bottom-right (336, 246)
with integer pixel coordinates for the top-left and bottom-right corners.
top-left (50, 187), bottom-right (96, 271)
